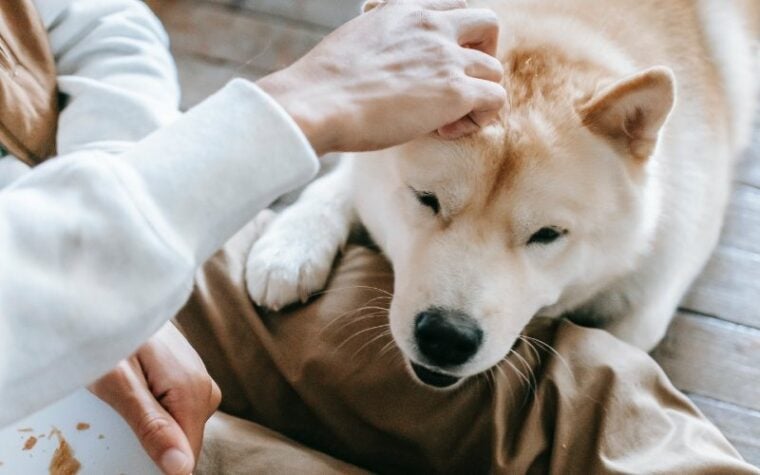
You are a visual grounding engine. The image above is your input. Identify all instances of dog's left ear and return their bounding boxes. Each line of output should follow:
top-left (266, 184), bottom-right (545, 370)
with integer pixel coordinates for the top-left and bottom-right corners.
top-left (578, 66), bottom-right (676, 162)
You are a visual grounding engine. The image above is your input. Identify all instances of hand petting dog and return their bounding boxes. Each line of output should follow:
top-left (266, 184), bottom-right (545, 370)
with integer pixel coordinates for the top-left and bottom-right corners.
top-left (257, 0), bottom-right (506, 154)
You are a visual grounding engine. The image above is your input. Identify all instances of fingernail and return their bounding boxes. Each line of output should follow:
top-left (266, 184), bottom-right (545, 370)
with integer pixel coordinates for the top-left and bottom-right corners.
top-left (160, 448), bottom-right (191, 475)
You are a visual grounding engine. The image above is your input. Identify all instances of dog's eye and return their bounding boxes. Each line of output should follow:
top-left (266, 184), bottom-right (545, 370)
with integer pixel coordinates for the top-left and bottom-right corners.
top-left (413, 190), bottom-right (440, 214)
top-left (528, 226), bottom-right (567, 245)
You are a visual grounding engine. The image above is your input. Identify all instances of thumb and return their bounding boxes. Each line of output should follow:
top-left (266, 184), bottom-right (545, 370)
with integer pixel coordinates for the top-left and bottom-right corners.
top-left (130, 405), bottom-right (195, 475)
top-left (90, 362), bottom-right (195, 475)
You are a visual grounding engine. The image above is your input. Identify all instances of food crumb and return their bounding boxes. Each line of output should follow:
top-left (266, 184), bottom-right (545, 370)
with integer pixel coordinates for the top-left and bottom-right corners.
top-left (49, 431), bottom-right (81, 475)
top-left (23, 436), bottom-right (38, 451)
top-left (75, 423), bottom-right (90, 431)
top-left (97, 434), bottom-right (105, 440)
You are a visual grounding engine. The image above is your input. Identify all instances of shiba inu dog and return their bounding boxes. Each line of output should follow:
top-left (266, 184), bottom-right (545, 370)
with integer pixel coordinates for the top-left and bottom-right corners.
top-left (246, 0), bottom-right (759, 388)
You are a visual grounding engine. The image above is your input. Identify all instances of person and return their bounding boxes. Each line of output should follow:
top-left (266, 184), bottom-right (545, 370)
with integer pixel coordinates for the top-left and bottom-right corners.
top-left (0, 0), bottom-right (504, 473)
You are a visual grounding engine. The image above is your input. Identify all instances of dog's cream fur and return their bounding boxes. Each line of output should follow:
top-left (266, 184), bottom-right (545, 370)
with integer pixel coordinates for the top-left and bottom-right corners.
top-left (246, 0), bottom-right (759, 383)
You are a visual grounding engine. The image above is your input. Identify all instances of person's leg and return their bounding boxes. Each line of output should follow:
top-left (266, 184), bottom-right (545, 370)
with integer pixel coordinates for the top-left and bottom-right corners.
top-left (198, 412), bottom-right (368, 475)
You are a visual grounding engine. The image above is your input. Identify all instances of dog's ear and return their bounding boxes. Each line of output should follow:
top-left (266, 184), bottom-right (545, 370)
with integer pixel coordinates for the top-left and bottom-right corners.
top-left (577, 66), bottom-right (675, 162)
top-left (362, 0), bottom-right (385, 13)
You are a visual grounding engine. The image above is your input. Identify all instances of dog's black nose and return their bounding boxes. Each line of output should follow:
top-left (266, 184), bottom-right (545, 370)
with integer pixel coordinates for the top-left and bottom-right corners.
top-left (414, 308), bottom-right (483, 366)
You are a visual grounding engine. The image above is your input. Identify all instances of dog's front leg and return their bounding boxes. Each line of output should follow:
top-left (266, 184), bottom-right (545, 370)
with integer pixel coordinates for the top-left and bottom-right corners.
top-left (245, 161), bottom-right (356, 310)
top-left (599, 283), bottom-right (687, 352)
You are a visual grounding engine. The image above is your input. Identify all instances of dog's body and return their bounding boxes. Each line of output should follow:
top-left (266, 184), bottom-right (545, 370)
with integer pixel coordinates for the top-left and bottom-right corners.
top-left (247, 0), bottom-right (759, 387)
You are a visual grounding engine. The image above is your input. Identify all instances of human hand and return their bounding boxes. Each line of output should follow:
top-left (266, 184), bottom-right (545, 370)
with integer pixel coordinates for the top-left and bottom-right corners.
top-left (89, 323), bottom-right (221, 475)
top-left (257, 0), bottom-right (506, 155)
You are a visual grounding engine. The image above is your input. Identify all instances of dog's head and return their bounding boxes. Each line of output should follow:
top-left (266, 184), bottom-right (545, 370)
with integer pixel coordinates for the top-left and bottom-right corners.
top-left (375, 53), bottom-right (675, 388)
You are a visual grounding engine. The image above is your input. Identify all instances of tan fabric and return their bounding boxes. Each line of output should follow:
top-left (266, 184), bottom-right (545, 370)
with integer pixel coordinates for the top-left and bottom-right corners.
top-left (0, 0), bottom-right (58, 165)
top-left (199, 412), bottom-right (369, 475)
top-left (176, 220), bottom-right (759, 474)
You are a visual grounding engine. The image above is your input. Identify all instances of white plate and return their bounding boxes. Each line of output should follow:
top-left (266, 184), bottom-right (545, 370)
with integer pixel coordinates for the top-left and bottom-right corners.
top-left (0, 389), bottom-right (159, 474)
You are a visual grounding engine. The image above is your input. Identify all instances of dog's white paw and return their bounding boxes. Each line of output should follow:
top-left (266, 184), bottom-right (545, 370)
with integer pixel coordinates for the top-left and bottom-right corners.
top-left (245, 216), bottom-right (340, 310)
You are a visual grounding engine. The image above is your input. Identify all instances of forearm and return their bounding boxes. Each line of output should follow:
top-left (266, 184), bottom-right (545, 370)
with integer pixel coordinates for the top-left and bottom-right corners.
top-left (0, 80), bottom-right (319, 427)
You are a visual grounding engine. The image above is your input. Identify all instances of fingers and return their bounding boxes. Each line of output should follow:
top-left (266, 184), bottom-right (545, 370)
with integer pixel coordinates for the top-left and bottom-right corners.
top-left (154, 378), bottom-right (222, 461)
top-left (437, 116), bottom-right (480, 139)
top-left (467, 78), bottom-right (506, 126)
top-left (138, 323), bottom-right (222, 460)
top-left (90, 361), bottom-right (195, 475)
top-left (443, 8), bottom-right (500, 55)
top-left (439, 77), bottom-right (505, 138)
top-left (463, 48), bottom-right (503, 83)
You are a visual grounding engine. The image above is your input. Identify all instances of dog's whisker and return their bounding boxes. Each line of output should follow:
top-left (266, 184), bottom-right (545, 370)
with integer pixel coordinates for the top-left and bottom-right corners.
top-left (518, 334), bottom-right (575, 383)
top-left (332, 313), bottom-right (389, 334)
top-left (485, 368), bottom-right (495, 392)
top-left (311, 284), bottom-right (393, 298)
top-left (518, 336), bottom-right (542, 366)
top-left (319, 298), bottom-right (390, 333)
top-left (502, 352), bottom-right (531, 392)
top-left (388, 351), bottom-right (406, 370)
top-left (377, 339), bottom-right (398, 361)
top-left (511, 350), bottom-right (537, 396)
top-left (352, 330), bottom-right (393, 359)
top-left (325, 311), bottom-right (389, 336)
top-left (331, 307), bottom-right (390, 326)
top-left (335, 323), bottom-right (391, 351)
top-left (495, 363), bottom-right (520, 407)
top-left (502, 364), bottom-right (520, 409)
top-left (320, 305), bottom-right (374, 333)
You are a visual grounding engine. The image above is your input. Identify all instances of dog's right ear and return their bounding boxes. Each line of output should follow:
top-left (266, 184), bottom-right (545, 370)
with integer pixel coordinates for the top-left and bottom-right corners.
top-left (362, 0), bottom-right (385, 13)
top-left (577, 66), bottom-right (676, 162)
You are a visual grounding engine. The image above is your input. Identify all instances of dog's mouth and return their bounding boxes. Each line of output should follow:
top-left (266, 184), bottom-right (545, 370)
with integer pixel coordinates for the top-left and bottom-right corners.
top-left (410, 362), bottom-right (461, 388)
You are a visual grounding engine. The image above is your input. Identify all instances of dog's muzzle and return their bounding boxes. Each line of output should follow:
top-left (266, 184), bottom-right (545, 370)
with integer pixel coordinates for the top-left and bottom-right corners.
top-left (410, 362), bottom-right (461, 388)
top-left (414, 307), bottom-right (483, 366)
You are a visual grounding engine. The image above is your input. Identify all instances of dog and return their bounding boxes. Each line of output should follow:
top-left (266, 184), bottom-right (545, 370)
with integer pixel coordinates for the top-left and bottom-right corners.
top-left (245, 0), bottom-right (759, 388)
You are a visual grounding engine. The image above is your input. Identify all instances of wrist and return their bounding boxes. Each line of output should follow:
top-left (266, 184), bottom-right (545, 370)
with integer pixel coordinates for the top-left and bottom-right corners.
top-left (257, 69), bottom-right (338, 156)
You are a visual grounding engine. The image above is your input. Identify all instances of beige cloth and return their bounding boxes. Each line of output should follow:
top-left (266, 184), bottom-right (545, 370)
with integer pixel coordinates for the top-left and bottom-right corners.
top-left (176, 220), bottom-right (759, 474)
top-left (0, 0), bottom-right (58, 164)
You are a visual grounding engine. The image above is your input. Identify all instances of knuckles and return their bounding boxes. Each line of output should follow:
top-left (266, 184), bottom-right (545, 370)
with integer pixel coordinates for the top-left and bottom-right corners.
top-left (477, 9), bottom-right (499, 28)
top-left (91, 360), bottom-right (136, 397)
top-left (161, 370), bottom-right (221, 416)
top-left (407, 8), bottom-right (438, 32)
top-left (445, 74), bottom-right (471, 102)
top-left (209, 380), bottom-right (222, 412)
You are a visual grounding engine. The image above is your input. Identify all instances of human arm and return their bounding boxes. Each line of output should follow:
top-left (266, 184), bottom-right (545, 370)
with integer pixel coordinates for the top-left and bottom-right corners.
top-left (0, 0), bottom-right (320, 428)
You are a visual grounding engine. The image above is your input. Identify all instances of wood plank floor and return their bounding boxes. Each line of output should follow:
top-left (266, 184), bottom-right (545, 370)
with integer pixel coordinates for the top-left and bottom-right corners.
top-left (146, 0), bottom-right (760, 466)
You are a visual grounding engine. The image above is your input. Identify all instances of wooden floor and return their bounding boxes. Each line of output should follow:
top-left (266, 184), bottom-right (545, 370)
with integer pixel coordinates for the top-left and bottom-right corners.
top-left (146, 0), bottom-right (760, 466)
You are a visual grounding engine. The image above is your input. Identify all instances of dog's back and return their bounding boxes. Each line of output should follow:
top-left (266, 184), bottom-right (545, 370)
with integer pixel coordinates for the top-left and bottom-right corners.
top-left (697, 0), bottom-right (759, 151)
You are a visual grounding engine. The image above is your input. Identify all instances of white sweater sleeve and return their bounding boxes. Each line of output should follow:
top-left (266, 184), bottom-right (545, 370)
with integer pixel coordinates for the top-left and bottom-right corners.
top-left (0, 0), bottom-right (319, 427)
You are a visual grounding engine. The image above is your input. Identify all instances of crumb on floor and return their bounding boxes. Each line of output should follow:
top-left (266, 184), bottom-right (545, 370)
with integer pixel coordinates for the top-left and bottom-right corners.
top-left (49, 428), bottom-right (81, 475)
top-left (22, 436), bottom-right (38, 451)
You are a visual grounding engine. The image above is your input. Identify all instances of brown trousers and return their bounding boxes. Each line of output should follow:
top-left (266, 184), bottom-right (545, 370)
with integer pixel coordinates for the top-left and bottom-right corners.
top-left (176, 220), bottom-right (757, 474)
